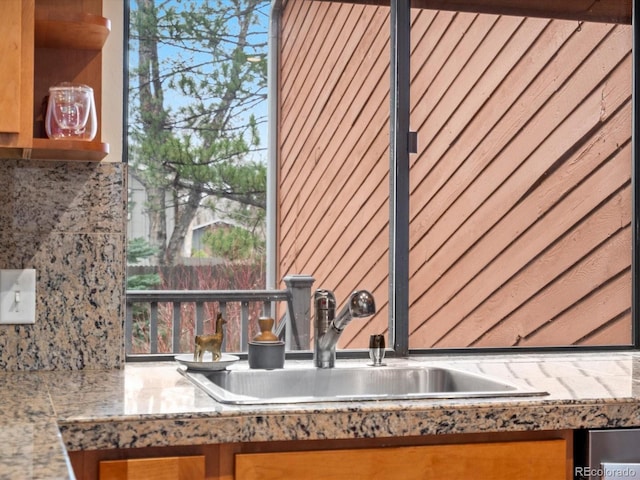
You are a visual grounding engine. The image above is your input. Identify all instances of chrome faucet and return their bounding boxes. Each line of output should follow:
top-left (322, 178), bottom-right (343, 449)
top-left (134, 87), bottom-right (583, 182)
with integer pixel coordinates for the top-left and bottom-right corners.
top-left (313, 289), bottom-right (376, 368)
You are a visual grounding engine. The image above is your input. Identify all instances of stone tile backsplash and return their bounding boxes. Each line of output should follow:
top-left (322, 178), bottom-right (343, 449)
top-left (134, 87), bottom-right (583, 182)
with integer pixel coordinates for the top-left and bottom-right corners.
top-left (0, 159), bottom-right (126, 370)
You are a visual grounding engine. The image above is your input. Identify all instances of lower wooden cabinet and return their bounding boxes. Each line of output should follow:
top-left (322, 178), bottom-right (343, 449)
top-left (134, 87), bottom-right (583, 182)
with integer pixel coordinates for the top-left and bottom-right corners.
top-left (99, 456), bottom-right (205, 480)
top-left (235, 439), bottom-right (566, 480)
top-left (69, 430), bottom-right (573, 480)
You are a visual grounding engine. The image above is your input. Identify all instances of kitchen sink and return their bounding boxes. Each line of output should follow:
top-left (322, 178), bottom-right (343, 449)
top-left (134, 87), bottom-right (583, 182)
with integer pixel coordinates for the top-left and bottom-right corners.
top-left (179, 364), bottom-right (547, 405)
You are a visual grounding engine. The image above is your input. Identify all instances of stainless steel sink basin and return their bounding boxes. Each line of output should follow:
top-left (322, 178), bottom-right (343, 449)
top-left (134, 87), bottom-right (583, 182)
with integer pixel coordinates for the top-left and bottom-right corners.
top-left (179, 364), bottom-right (547, 405)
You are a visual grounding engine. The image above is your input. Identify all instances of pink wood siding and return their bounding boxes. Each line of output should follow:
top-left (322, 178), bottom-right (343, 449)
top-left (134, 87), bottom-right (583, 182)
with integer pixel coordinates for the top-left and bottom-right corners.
top-left (278, 1), bottom-right (632, 349)
top-left (278, 0), bottom-right (392, 349)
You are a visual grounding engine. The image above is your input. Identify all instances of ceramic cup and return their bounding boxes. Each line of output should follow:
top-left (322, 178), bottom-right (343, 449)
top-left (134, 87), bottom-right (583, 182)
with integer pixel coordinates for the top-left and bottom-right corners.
top-left (248, 341), bottom-right (285, 369)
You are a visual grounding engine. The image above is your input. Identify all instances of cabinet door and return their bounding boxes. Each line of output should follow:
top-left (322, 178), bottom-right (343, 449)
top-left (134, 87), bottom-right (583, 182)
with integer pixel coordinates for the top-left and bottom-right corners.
top-left (0, 0), bottom-right (33, 146)
top-left (0, 0), bottom-right (22, 134)
top-left (99, 456), bottom-right (205, 480)
top-left (235, 439), bottom-right (567, 480)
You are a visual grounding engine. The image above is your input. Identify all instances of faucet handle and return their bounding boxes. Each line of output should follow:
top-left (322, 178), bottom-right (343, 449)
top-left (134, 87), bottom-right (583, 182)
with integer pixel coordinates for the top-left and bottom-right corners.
top-left (314, 289), bottom-right (336, 313)
top-left (314, 289), bottom-right (336, 335)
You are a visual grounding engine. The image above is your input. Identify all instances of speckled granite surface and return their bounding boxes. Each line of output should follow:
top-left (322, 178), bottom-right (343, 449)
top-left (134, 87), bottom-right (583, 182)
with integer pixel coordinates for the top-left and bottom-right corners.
top-left (0, 160), bottom-right (126, 371)
top-left (0, 371), bottom-right (73, 480)
top-left (3, 352), bottom-right (640, 479)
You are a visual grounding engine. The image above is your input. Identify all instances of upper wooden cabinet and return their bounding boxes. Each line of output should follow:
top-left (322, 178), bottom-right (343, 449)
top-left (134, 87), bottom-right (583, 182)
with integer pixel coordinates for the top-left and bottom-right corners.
top-left (0, 0), bottom-right (110, 161)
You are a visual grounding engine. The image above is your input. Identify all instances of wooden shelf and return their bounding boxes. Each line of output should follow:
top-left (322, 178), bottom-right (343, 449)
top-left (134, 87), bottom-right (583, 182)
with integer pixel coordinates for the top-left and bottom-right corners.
top-left (0, 1), bottom-right (110, 162)
top-left (30, 138), bottom-right (109, 161)
top-left (34, 11), bottom-right (110, 50)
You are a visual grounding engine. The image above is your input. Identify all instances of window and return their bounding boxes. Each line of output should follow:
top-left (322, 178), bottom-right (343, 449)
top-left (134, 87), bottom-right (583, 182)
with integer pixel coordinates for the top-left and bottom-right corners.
top-left (275, 1), bottom-right (392, 350)
top-left (127, 0), bottom-right (272, 354)
top-left (407, 10), bottom-right (633, 349)
top-left (126, 0), bottom-right (636, 357)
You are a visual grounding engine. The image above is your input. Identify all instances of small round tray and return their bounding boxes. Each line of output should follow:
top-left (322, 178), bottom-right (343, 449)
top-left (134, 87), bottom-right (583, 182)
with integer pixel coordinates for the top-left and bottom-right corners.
top-left (175, 353), bottom-right (239, 371)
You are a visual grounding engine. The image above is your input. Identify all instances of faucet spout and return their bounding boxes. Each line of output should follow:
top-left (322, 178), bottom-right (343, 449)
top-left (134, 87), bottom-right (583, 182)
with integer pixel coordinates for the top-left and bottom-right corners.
top-left (314, 289), bottom-right (376, 368)
top-left (333, 290), bottom-right (376, 330)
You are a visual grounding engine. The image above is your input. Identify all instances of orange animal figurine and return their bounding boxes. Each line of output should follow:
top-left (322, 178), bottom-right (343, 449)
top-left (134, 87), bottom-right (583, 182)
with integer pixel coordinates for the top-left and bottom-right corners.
top-left (194, 313), bottom-right (226, 362)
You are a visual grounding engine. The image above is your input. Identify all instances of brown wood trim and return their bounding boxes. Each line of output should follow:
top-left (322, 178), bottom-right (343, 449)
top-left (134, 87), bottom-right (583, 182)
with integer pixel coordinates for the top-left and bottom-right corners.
top-left (318, 0), bottom-right (632, 24)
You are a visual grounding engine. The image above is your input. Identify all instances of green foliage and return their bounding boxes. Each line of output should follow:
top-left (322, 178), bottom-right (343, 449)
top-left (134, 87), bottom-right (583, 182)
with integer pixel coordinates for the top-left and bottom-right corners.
top-left (127, 238), bottom-right (161, 290)
top-left (127, 273), bottom-right (162, 290)
top-left (128, 237), bottom-right (159, 264)
top-left (202, 225), bottom-right (265, 261)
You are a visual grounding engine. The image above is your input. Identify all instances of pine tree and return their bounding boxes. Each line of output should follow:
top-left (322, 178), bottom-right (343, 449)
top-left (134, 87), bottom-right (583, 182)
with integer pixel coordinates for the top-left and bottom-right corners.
top-left (129, 0), bottom-right (268, 266)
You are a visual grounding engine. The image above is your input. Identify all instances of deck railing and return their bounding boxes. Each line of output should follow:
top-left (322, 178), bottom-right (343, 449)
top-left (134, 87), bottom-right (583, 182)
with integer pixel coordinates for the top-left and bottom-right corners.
top-left (125, 274), bottom-right (315, 356)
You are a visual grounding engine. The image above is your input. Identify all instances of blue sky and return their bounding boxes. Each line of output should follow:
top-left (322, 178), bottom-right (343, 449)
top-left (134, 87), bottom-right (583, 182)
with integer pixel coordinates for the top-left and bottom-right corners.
top-left (128, 0), bottom-right (270, 163)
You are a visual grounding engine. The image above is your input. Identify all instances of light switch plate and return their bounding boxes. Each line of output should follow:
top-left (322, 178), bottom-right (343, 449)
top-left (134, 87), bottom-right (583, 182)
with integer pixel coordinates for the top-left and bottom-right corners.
top-left (0, 269), bottom-right (36, 324)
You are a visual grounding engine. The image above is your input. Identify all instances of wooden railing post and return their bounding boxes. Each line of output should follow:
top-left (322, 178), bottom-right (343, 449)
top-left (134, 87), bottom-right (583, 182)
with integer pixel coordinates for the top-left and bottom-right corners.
top-left (283, 274), bottom-right (315, 350)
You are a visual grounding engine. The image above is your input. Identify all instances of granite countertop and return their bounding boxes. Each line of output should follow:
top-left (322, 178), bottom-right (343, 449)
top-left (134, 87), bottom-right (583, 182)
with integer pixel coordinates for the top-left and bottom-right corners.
top-left (4, 351), bottom-right (640, 479)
